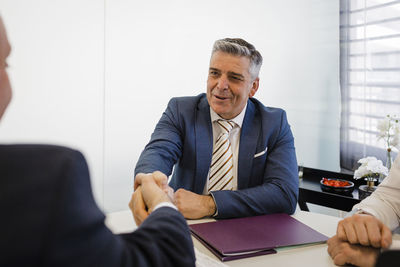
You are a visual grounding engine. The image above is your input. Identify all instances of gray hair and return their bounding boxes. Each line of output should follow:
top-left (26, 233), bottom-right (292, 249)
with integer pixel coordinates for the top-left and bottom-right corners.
top-left (212, 38), bottom-right (263, 79)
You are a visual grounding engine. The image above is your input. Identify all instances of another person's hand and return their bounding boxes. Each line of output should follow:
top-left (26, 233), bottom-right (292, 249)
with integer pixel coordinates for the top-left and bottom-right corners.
top-left (129, 172), bottom-right (172, 226)
top-left (174, 188), bottom-right (216, 219)
top-left (337, 214), bottom-right (392, 248)
top-left (130, 187), bottom-right (147, 226)
top-left (327, 235), bottom-right (379, 267)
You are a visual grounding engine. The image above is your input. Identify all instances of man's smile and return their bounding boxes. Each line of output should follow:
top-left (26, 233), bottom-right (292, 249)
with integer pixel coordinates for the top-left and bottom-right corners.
top-left (213, 94), bottom-right (231, 101)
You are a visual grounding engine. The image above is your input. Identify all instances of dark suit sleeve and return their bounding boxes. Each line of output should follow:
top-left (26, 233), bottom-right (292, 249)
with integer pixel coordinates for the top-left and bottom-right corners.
top-left (211, 111), bottom-right (298, 219)
top-left (135, 98), bottom-right (183, 176)
top-left (375, 250), bottom-right (400, 267)
top-left (43, 149), bottom-right (194, 267)
top-left (120, 207), bottom-right (196, 267)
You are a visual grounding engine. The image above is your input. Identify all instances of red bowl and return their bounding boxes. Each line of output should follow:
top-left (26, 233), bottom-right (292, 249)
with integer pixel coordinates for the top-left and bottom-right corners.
top-left (320, 178), bottom-right (354, 194)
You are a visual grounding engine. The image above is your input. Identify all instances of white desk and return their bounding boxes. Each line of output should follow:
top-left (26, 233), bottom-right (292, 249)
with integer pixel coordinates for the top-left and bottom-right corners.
top-left (105, 210), bottom-right (341, 267)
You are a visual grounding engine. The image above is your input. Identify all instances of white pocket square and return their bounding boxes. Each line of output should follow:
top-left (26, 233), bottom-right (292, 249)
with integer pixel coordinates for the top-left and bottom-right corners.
top-left (254, 147), bottom-right (268, 158)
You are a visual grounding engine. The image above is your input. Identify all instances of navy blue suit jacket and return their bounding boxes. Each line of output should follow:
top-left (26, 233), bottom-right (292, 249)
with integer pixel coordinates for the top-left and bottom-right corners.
top-left (375, 250), bottom-right (399, 267)
top-left (0, 145), bottom-right (195, 267)
top-left (135, 93), bottom-right (298, 219)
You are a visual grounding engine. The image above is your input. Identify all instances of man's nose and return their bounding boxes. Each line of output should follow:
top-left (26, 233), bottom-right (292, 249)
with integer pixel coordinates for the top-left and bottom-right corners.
top-left (217, 76), bottom-right (229, 90)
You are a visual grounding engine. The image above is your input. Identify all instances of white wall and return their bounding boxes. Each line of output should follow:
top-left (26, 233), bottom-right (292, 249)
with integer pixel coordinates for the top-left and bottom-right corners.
top-left (0, 0), bottom-right (105, 205)
top-left (0, 0), bottom-right (340, 212)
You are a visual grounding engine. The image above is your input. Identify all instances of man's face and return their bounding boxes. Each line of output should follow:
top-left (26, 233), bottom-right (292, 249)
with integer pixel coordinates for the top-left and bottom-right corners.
top-left (206, 51), bottom-right (259, 120)
top-left (0, 17), bottom-right (12, 120)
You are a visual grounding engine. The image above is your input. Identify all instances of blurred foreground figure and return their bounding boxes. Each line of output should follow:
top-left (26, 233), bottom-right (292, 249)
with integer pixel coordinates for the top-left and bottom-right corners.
top-left (0, 16), bottom-right (195, 267)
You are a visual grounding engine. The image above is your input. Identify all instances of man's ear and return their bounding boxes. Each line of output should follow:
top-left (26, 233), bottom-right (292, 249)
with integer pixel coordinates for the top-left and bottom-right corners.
top-left (249, 78), bottom-right (259, 98)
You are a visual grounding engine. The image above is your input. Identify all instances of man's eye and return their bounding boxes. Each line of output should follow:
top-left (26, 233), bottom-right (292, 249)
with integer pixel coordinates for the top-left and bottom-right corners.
top-left (209, 71), bottom-right (219, 76)
top-left (231, 76), bottom-right (242, 81)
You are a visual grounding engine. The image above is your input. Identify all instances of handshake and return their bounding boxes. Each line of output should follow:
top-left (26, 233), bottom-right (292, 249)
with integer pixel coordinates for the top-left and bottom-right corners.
top-left (129, 171), bottom-right (217, 224)
top-left (129, 171), bottom-right (174, 226)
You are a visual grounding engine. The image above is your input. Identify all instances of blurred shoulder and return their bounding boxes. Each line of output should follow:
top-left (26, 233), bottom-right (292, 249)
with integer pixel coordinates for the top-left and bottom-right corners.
top-left (0, 144), bottom-right (86, 166)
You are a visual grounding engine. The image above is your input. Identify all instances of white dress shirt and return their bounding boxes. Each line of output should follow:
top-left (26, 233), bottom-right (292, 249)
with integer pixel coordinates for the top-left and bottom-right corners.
top-left (202, 104), bottom-right (247, 194)
top-left (153, 202), bottom-right (178, 212)
top-left (353, 153), bottom-right (400, 231)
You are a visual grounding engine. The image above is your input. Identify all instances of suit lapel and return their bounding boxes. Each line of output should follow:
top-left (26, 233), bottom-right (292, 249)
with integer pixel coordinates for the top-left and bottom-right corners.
top-left (194, 96), bottom-right (213, 194)
top-left (238, 100), bottom-right (260, 189)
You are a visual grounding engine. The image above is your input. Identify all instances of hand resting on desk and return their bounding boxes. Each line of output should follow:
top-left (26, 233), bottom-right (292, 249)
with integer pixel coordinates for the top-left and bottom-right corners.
top-left (327, 214), bottom-right (392, 267)
top-left (337, 214), bottom-right (392, 248)
top-left (174, 188), bottom-right (216, 219)
top-left (327, 235), bottom-right (380, 267)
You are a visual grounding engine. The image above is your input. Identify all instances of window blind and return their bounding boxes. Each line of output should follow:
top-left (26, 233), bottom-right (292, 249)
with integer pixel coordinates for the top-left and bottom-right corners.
top-left (340, 0), bottom-right (400, 171)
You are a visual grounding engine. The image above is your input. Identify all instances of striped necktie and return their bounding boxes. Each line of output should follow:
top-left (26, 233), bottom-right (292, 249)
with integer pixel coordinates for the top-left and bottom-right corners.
top-left (208, 120), bottom-right (234, 192)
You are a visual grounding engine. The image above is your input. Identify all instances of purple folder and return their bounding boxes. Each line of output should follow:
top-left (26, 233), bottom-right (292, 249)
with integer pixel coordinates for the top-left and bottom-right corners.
top-left (190, 213), bottom-right (328, 262)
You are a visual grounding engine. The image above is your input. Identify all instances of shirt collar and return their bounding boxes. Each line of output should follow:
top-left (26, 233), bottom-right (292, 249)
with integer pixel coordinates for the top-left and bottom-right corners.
top-left (210, 103), bottom-right (247, 128)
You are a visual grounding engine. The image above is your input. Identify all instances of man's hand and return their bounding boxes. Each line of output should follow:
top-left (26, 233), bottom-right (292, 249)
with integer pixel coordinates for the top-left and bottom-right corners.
top-left (135, 171), bottom-right (175, 201)
top-left (174, 188), bottom-right (216, 219)
top-left (134, 171), bottom-right (168, 191)
top-left (327, 235), bottom-right (379, 267)
top-left (129, 172), bottom-right (172, 226)
top-left (337, 214), bottom-right (392, 248)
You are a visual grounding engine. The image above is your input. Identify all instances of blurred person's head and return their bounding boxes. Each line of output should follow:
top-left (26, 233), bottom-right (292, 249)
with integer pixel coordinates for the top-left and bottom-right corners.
top-left (0, 17), bottom-right (12, 120)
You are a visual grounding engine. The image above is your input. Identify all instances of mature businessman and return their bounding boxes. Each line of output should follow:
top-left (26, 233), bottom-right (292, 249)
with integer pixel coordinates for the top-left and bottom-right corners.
top-left (135, 38), bottom-right (298, 219)
top-left (0, 16), bottom-right (195, 267)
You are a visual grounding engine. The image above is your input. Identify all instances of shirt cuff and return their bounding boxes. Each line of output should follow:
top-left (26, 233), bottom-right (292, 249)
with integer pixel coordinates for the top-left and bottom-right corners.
top-left (209, 192), bottom-right (219, 217)
top-left (152, 202), bottom-right (178, 212)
